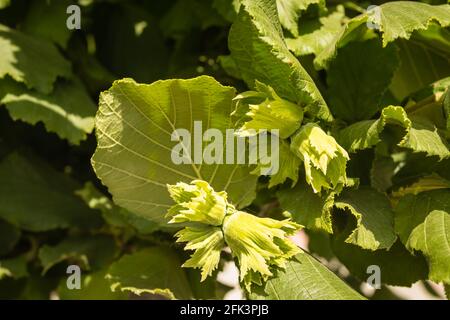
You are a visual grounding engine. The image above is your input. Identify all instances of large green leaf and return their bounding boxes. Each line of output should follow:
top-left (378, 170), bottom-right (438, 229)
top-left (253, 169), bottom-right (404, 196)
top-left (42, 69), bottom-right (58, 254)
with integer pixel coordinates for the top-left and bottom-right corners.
top-left (335, 187), bottom-right (397, 251)
top-left (92, 76), bottom-right (257, 224)
top-left (407, 210), bottom-right (450, 284)
top-left (38, 235), bottom-right (117, 274)
top-left (0, 24), bottom-right (71, 94)
top-left (315, 2), bottom-right (450, 68)
top-left (326, 39), bottom-right (399, 122)
top-left (249, 252), bottom-right (365, 300)
top-left (395, 189), bottom-right (450, 283)
top-left (0, 78), bottom-right (96, 145)
top-left (106, 247), bottom-right (192, 299)
top-left (228, 0), bottom-right (332, 121)
top-left (0, 152), bottom-right (103, 231)
top-left (338, 106), bottom-right (450, 159)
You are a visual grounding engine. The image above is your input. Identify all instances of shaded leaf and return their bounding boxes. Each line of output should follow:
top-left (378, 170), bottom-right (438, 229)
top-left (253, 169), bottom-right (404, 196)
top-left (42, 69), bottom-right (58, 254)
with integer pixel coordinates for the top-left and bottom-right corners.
top-left (229, 0), bottom-right (332, 121)
top-left (0, 77), bottom-right (96, 145)
top-left (316, 2), bottom-right (450, 68)
top-left (0, 219), bottom-right (20, 256)
top-left (38, 235), bottom-right (117, 274)
top-left (276, 0), bottom-right (323, 37)
top-left (326, 39), bottom-right (399, 122)
top-left (334, 187), bottom-right (397, 250)
top-left (277, 179), bottom-right (334, 233)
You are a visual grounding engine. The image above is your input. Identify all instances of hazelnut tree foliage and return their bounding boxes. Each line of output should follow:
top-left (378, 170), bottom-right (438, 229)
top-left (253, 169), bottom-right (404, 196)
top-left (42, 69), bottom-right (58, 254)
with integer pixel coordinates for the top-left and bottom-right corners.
top-left (0, 0), bottom-right (449, 300)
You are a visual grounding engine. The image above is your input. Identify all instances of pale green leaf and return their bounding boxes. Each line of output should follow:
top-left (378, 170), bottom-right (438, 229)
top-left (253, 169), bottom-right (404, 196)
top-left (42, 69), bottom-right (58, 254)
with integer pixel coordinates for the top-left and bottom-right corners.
top-left (326, 39), bottom-right (399, 122)
top-left (92, 76), bottom-right (257, 224)
top-left (334, 187), bottom-right (397, 250)
top-left (0, 24), bottom-right (71, 94)
top-left (373, 2), bottom-right (450, 46)
top-left (0, 152), bottom-right (103, 231)
top-left (38, 235), bottom-right (117, 274)
top-left (249, 252), bottom-right (365, 300)
top-left (407, 210), bottom-right (450, 283)
top-left (229, 0), bottom-right (333, 121)
top-left (338, 106), bottom-right (450, 159)
top-left (106, 247), bottom-right (193, 299)
top-left (0, 78), bottom-right (96, 145)
top-left (213, 0), bottom-right (241, 23)
top-left (290, 123), bottom-right (349, 193)
top-left (390, 39), bottom-right (450, 101)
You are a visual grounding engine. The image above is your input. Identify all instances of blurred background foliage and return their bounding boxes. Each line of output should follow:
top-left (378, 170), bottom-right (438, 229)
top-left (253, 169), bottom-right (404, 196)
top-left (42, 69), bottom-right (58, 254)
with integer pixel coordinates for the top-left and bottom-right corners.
top-left (0, 0), bottom-right (448, 300)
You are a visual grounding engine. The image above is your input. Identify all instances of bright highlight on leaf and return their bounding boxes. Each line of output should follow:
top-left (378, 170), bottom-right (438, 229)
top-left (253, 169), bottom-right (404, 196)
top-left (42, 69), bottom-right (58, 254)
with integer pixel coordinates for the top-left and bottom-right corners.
top-left (167, 180), bottom-right (301, 290)
top-left (291, 123), bottom-right (349, 193)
